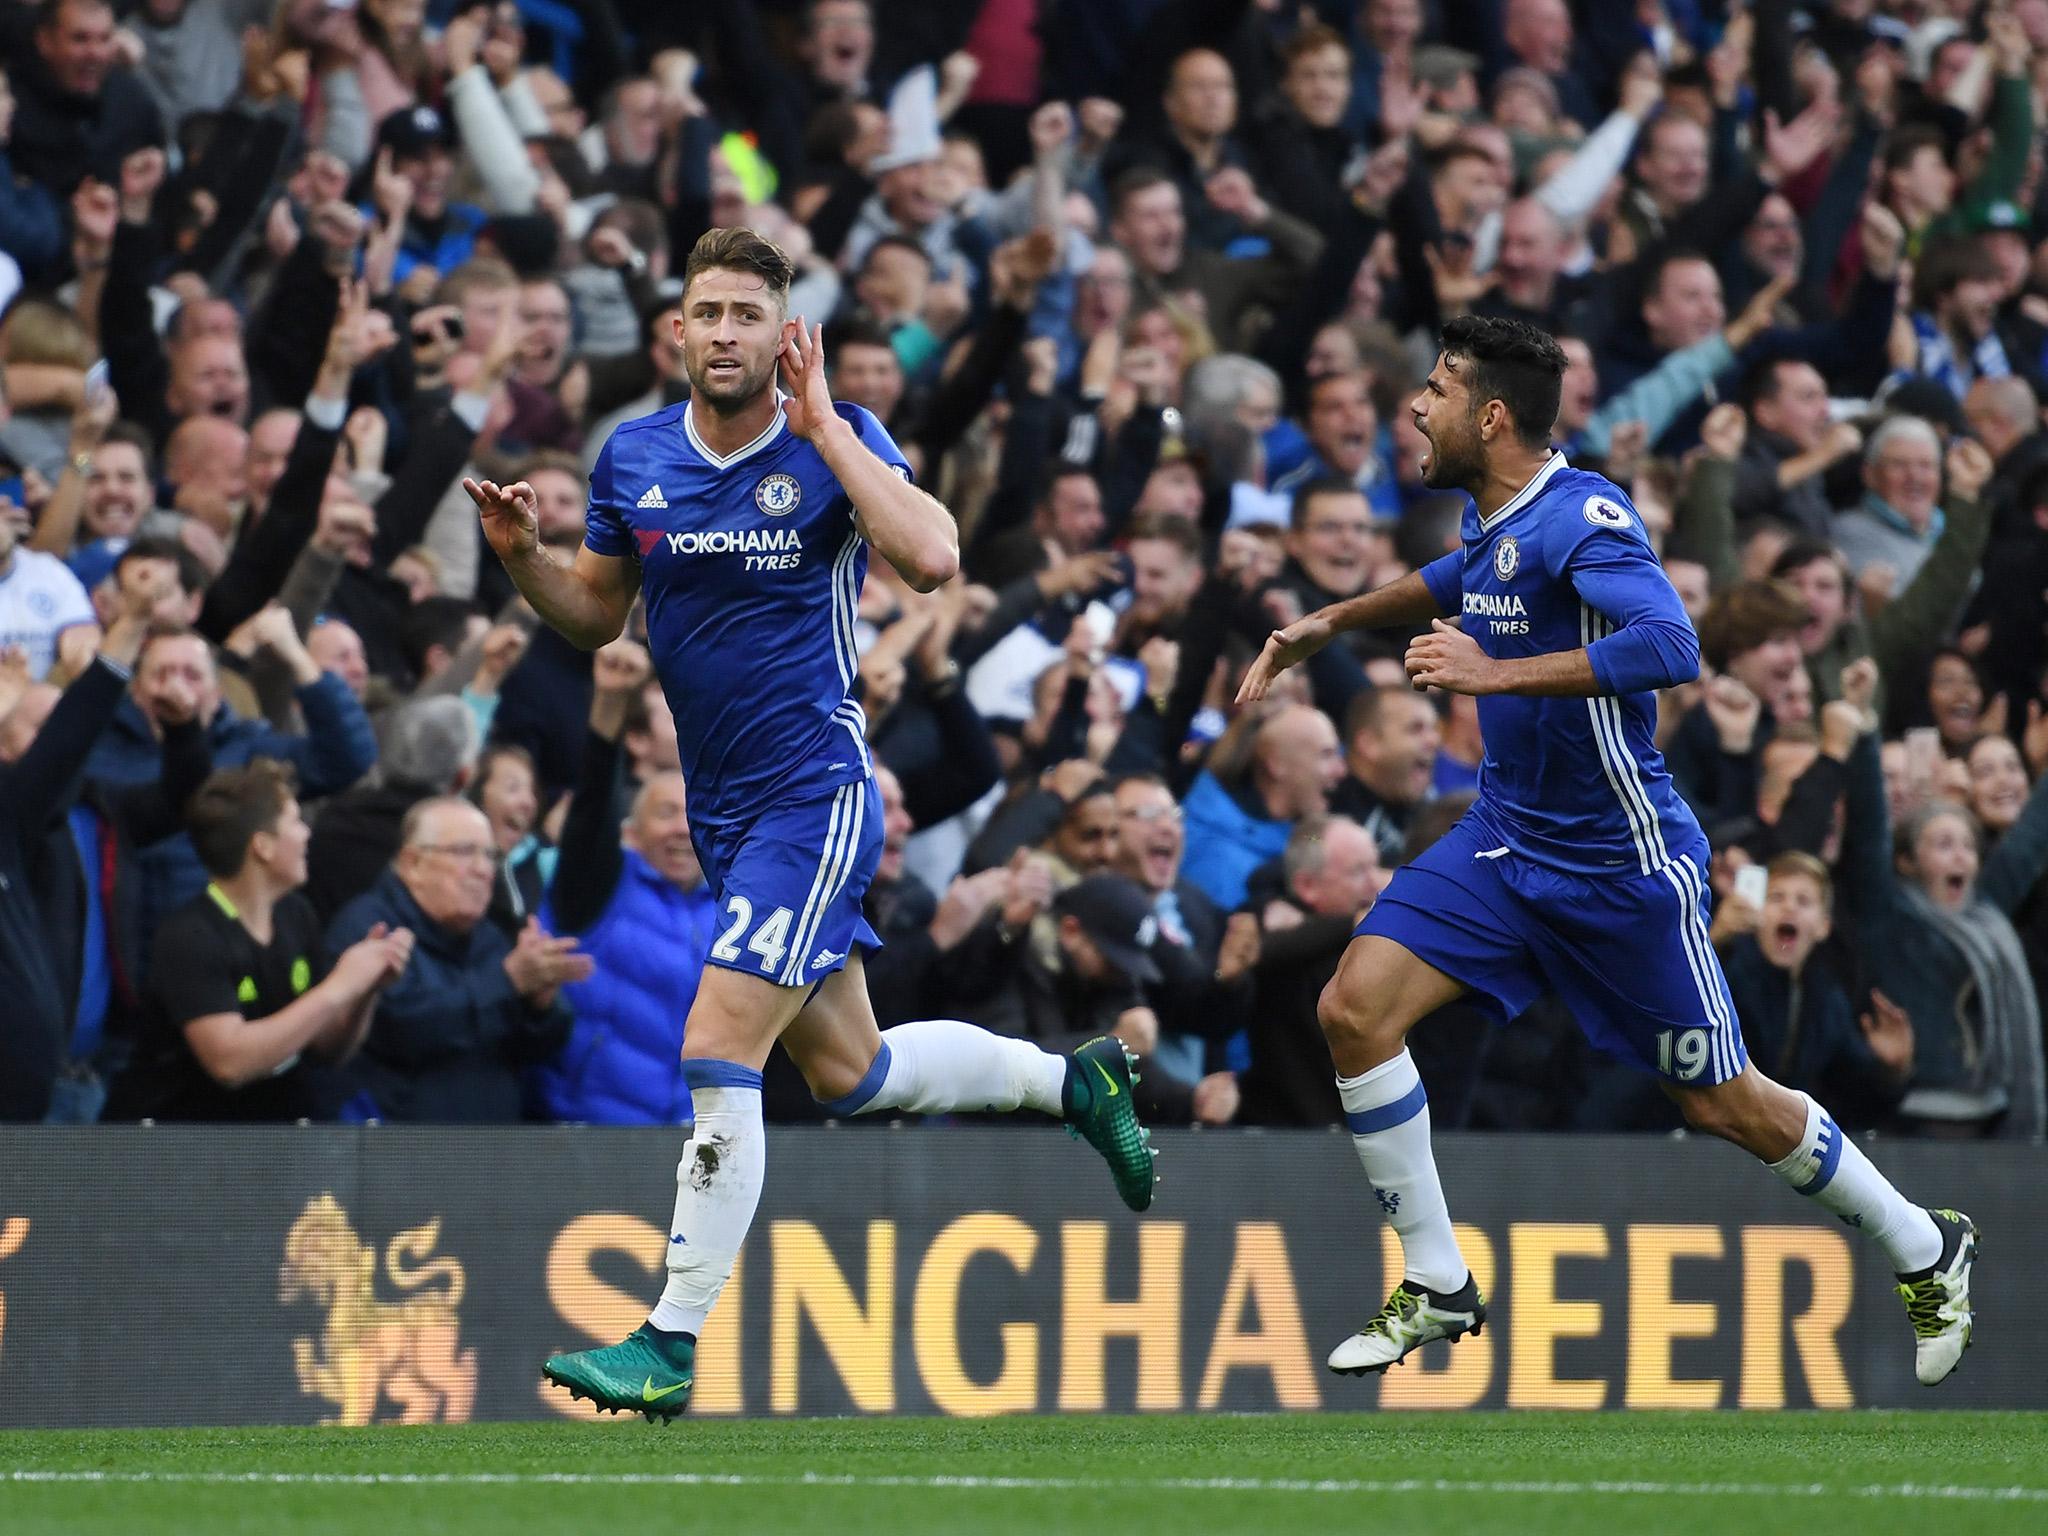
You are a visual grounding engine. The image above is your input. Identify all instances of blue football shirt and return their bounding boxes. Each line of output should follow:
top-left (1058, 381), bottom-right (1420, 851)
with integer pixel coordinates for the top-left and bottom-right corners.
top-left (1417, 453), bottom-right (1704, 876)
top-left (584, 396), bottom-right (910, 829)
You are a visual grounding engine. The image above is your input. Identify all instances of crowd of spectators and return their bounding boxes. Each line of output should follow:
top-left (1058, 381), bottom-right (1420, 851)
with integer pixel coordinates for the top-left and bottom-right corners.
top-left (1, 0), bottom-right (2045, 1142)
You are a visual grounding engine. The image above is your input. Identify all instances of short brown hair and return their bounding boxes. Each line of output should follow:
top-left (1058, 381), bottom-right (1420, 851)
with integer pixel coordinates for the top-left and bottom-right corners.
top-left (682, 227), bottom-right (794, 307)
top-left (515, 448), bottom-right (583, 484)
top-left (1697, 578), bottom-right (1808, 670)
top-left (1282, 22), bottom-right (1348, 67)
top-left (1126, 510), bottom-right (1202, 560)
top-left (186, 758), bottom-right (297, 878)
top-left (1766, 849), bottom-right (1833, 912)
top-left (435, 255), bottom-right (519, 307)
top-left (1, 299), bottom-right (93, 368)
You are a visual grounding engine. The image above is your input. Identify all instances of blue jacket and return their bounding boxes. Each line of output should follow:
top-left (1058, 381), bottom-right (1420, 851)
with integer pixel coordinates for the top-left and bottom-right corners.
top-left (328, 869), bottom-right (572, 1122)
top-left (383, 203), bottom-right (488, 286)
top-left (529, 847), bottom-right (717, 1125)
top-left (1179, 770), bottom-right (1293, 912)
top-left (0, 148), bottom-right (63, 277)
top-left (85, 676), bottom-right (378, 944)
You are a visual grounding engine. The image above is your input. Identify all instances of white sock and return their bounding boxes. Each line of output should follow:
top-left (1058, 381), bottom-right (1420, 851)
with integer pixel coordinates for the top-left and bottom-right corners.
top-left (822, 1020), bottom-right (1067, 1117)
top-left (1336, 1050), bottom-right (1468, 1293)
top-left (647, 1064), bottom-right (766, 1335)
top-left (1768, 1092), bottom-right (1942, 1273)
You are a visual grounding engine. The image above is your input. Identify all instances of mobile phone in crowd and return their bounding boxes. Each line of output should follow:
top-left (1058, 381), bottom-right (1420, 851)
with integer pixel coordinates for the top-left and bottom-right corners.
top-left (84, 360), bottom-right (110, 404)
top-left (1904, 726), bottom-right (1943, 787)
top-left (1733, 864), bottom-right (1769, 911)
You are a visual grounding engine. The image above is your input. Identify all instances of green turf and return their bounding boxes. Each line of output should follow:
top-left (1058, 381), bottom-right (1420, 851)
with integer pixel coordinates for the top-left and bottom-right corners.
top-left (4, 1413), bottom-right (2045, 1536)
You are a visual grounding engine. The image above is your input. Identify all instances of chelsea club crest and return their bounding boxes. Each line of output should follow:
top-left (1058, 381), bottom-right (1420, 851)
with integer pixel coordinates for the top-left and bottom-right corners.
top-left (1493, 535), bottom-right (1520, 581)
top-left (755, 473), bottom-right (802, 516)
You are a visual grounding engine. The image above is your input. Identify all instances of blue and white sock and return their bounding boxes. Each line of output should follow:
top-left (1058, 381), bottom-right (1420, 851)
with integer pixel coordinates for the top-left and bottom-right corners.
top-left (820, 1020), bottom-right (1068, 1118)
top-left (1336, 1050), bottom-right (1467, 1293)
top-left (1767, 1092), bottom-right (1942, 1273)
top-left (648, 1060), bottom-right (766, 1336)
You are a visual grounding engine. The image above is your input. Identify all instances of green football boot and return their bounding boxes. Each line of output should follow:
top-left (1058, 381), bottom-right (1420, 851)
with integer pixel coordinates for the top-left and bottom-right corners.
top-left (543, 1324), bottom-right (694, 1423)
top-left (1065, 1035), bottom-right (1157, 1212)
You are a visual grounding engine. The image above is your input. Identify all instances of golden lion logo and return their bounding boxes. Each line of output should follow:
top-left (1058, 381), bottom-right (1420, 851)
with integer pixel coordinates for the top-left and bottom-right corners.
top-left (280, 1194), bottom-right (477, 1425)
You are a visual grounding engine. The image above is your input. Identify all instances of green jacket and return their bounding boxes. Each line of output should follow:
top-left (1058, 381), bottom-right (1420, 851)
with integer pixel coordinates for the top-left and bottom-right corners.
top-left (1809, 489), bottom-right (1989, 712)
top-left (1923, 74), bottom-right (2035, 249)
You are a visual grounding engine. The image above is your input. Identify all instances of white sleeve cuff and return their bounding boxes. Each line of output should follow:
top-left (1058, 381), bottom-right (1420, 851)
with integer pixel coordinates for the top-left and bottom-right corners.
top-left (450, 391), bottom-right (491, 433)
top-left (304, 395), bottom-right (348, 431)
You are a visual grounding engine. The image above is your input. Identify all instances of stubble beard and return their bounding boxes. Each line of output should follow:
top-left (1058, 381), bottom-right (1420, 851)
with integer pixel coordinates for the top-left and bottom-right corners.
top-left (1420, 425), bottom-right (1484, 492)
top-left (686, 350), bottom-right (775, 415)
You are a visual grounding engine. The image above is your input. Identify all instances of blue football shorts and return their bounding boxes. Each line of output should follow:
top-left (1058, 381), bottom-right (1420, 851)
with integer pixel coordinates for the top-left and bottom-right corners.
top-left (690, 776), bottom-right (884, 989)
top-left (1359, 811), bottom-right (1748, 1086)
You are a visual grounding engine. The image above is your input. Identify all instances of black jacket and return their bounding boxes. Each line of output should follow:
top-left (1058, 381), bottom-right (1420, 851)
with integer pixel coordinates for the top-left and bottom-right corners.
top-left (490, 626), bottom-right (595, 806)
top-left (1237, 910), bottom-right (1353, 1126)
top-left (1722, 936), bottom-right (1906, 1129)
top-left (27, 714), bottom-right (211, 1074)
top-left (1143, 876), bottom-right (1249, 1056)
top-left (326, 868), bottom-right (572, 1122)
top-left (6, 52), bottom-right (162, 195)
top-left (304, 782), bottom-right (435, 923)
top-left (0, 659), bottom-right (154, 1120)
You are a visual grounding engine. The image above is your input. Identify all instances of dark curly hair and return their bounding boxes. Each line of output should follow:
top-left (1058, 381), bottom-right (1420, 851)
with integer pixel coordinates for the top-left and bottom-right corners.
top-left (1438, 314), bottom-right (1568, 448)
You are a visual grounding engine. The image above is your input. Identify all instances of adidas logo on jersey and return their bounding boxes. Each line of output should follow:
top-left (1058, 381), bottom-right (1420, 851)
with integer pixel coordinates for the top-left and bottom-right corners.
top-left (637, 484), bottom-right (669, 509)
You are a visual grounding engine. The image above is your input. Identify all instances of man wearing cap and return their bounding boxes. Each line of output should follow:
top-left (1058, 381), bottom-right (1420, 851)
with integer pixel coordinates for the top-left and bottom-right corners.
top-left (372, 105), bottom-right (488, 294)
top-left (1411, 44), bottom-right (1481, 122)
top-left (957, 870), bottom-right (1197, 1123)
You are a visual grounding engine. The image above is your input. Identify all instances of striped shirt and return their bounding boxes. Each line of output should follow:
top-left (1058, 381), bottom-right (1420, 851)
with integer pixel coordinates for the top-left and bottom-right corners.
top-left (585, 398), bottom-right (906, 829)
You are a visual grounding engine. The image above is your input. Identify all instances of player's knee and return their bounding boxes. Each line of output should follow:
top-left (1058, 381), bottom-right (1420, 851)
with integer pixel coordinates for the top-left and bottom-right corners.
top-left (801, 1053), bottom-right (869, 1106)
top-left (1671, 1082), bottom-right (1742, 1142)
top-left (786, 1031), bottom-right (879, 1108)
top-left (1317, 980), bottom-right (1400, 1061)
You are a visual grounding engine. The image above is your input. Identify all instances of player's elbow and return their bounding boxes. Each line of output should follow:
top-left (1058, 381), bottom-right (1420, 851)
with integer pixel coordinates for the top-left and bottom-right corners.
top-left (566, 599), bottom-right (632, 651)
top-left (1589, 619), bottom-right (1699, 694)
top-left (1662, 622), bottom-right (1703, 688)
top-left (567, 617), bottom-right (628, 651)
top-left (899, 544), bottom-right (960, 593)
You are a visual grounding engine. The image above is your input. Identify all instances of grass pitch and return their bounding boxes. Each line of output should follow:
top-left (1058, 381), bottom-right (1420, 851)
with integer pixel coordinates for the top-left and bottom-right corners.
top-left (4, 1412), bottom-right (2045, 1535)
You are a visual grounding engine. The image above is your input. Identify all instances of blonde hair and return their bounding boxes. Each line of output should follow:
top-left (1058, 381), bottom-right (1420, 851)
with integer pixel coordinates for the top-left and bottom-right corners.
top-left (1125, 294), bottom-right (1216, 367)
top-left (435, 256), bottom-right (519, 307)
top-left (1, 300), bottom-right (94, 369)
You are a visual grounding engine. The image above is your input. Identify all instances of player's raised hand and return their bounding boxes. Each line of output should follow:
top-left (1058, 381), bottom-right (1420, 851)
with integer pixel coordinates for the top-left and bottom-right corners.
top-left (1236, 614), bottom-right (1334, 705)
top-left (465, 476), bottom-right (540, 561)
top-left (778, 318), bottom-right (834, 443)
top-left (1404, 618), bottom-right (1498, 695)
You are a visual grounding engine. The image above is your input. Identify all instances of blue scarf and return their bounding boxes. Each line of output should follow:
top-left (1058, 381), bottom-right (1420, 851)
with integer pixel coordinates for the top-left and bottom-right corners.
top-left (1905, 310), bottom-right (2010, 398)
top-left (1859, 490), bottom-right (1943, 544)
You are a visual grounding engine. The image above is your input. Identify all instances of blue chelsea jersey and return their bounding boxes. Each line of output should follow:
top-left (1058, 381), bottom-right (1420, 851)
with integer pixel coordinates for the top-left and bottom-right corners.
top-left (584, 397), bottom-right (908, 830)
top-left (1417, 454), bottom-right (1705, 877)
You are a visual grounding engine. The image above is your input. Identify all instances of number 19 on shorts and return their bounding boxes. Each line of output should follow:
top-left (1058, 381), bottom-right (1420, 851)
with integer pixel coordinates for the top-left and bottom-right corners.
top-left (1656, 1027), bottom-right (1710, 1081)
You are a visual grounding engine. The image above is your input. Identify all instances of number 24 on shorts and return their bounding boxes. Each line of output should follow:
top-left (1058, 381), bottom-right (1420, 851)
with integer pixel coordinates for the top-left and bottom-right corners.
top-left (710, 896), bottom-right (795, 974)
top-left (1657, 1027), bottom-right (1710, 1081)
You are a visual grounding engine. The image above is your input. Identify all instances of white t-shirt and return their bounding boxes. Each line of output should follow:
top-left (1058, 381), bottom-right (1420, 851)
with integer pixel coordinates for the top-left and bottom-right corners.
top-left (0, 548), bottom-right (98, 678)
